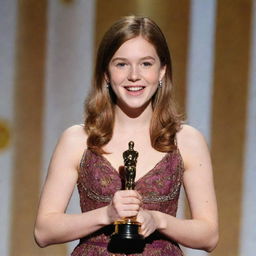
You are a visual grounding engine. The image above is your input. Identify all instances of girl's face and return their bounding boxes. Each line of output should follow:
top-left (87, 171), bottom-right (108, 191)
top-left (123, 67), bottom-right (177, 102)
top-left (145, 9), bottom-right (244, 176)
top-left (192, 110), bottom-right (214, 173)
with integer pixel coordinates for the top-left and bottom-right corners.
top-left (106, 36), bottom-right (166, 112)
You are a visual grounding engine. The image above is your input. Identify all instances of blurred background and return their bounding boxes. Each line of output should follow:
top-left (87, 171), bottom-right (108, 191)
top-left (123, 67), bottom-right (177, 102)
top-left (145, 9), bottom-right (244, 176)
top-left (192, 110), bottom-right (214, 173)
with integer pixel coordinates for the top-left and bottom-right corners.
top-left (0, 0), bottom-right (255, 255)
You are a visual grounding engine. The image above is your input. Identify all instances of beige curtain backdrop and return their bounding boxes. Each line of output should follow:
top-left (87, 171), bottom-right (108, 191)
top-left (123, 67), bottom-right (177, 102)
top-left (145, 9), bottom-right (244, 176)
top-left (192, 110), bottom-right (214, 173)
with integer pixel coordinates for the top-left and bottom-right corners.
top-left (0, 0), bottom-right (255, 256)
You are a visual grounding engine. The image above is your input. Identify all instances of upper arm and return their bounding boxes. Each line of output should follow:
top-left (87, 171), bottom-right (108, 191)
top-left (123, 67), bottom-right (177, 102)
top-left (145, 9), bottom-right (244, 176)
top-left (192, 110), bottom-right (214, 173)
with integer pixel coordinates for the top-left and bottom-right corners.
top-left (37, 125), bottom-right (87, 216)
top-left (177, 125), bottom-right (218, 226)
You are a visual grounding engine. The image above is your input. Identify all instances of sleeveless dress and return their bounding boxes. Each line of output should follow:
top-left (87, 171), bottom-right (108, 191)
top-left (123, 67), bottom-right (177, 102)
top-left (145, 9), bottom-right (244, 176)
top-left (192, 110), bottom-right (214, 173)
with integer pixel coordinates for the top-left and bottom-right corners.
top-left (71, 148), bottom-right (184, 256)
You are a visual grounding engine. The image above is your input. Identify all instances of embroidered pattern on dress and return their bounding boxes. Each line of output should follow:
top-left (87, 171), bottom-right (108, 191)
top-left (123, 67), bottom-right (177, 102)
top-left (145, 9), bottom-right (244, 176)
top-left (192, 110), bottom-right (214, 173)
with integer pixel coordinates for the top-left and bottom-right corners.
top-left (142, 183), bottom-right (181, 203)
top-left (79, 182), bottom-right (182, 204)
top-left (78, 151), bottom-right (184, 204)
top-left (72, 148), bottom-right (185, 256)
top-left (80, 183), bottom-right (113, 203)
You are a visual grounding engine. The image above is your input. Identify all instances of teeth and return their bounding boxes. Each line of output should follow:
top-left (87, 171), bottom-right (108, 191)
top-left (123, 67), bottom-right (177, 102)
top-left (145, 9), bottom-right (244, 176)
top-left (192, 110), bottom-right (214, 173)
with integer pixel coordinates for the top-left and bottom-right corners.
top-left (126, 86), bottom-right (144, 91)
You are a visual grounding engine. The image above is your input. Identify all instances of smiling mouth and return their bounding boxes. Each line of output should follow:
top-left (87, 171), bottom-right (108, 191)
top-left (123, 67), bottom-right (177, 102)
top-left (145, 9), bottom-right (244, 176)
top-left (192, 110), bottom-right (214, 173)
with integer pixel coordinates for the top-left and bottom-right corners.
top-left (124, 86), bottom-right (145, 92)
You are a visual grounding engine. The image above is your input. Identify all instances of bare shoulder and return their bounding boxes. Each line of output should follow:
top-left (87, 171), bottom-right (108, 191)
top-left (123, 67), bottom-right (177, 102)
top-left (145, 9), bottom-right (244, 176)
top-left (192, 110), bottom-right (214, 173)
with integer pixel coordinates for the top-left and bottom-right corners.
top-left (54, 124), bottom-right (87, 168)
top-left (176, 124), bottom-right (206, 147)
top-left (60, 124), bottom-right (87, 143)
top-left (176, 124), bottom-right (210, 169)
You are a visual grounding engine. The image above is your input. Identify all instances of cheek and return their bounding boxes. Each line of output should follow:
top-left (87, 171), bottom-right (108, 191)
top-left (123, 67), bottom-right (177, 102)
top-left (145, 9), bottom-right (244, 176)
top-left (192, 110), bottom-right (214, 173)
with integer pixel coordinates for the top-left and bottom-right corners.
top-left (112, 75), bottom-right (123, 84)
top-left (145, 73), bottom-right (160, 84)
top-left (110, 73), bottom-right (126, 85)
top-left (108, 67), bottom-right (127, 84)
top-left (142, 68), bottom-right (161, 83)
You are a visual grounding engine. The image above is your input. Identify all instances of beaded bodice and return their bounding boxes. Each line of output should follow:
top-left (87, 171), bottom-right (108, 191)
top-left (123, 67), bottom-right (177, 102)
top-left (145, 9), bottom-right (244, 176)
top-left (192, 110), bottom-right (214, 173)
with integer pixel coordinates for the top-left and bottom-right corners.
top-left (71, 149), bottom-right (184, 256)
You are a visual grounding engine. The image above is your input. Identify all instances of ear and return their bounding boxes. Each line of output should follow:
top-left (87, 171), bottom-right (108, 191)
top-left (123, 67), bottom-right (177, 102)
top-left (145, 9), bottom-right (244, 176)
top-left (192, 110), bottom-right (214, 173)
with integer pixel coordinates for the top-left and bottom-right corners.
top-left (104, 72), bottom-right (110, 83)
top-left (159, 65), bottom-right (166, 81)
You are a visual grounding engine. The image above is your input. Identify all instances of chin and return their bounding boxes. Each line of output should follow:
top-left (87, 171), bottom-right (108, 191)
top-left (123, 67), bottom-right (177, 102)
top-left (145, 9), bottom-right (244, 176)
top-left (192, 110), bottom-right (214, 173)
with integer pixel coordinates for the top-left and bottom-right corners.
top-left (118, 100), bottom-right (151, 114)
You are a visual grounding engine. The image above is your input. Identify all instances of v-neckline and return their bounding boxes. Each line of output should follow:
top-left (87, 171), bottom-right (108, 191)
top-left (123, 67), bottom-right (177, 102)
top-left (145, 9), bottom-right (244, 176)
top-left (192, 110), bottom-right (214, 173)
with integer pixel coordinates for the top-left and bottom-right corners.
top-left (90, 150), bottom-right (171, 184)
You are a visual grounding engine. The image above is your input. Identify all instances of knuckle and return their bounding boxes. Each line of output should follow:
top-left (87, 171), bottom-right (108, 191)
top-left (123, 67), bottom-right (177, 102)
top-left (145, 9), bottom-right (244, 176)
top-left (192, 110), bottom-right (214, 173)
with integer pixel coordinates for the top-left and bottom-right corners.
top-left (113, 195), bottom-right (118, 203)
top-left (129, 211), bottom-right (136, 217)
top-left (130, 190), bottom-right (137, 196)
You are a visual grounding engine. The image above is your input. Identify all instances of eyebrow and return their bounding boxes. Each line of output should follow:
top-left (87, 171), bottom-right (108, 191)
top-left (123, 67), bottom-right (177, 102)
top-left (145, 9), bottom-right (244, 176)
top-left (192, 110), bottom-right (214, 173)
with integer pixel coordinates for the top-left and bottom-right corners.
top-left (111, 56), bottom-right (156, 62)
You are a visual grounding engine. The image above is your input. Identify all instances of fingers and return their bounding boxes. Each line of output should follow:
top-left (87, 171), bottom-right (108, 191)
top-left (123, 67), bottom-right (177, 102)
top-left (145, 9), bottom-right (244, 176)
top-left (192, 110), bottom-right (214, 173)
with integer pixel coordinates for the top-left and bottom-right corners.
top-left (113, 200), bottom-right (140, 218)
top-left (116, 196), bottom-right (141, 206)
top-left (113, 190), bottom-right (142, 205)
top-left (137, 209), bottom-right (157, 238)
top-left (119, 203), bottom-right (140, 211)
top-left (117, 190), bottom-right (142, 200)
top-left (108, 190), bottom-right (142, 222)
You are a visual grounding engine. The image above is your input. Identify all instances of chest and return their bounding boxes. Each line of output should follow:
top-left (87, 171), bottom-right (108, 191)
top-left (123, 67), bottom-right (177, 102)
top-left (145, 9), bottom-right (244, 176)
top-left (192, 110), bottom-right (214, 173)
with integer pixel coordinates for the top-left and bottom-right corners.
top-left (78, 149), bottom-right (184, 211)
top-left (102, 144), bottom-right (167, 182)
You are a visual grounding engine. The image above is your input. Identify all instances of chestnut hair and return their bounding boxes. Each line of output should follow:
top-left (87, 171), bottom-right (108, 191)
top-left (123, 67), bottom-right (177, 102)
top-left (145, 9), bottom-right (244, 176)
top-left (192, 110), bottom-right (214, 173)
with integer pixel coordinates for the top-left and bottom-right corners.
top-left (84, 16), bottom-right (182, 154)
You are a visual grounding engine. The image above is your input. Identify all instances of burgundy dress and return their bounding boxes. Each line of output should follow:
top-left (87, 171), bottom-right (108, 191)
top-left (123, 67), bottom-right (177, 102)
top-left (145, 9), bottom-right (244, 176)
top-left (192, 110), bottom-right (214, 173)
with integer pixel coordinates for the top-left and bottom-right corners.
top-left (71, 148), bottom-right (184, 256)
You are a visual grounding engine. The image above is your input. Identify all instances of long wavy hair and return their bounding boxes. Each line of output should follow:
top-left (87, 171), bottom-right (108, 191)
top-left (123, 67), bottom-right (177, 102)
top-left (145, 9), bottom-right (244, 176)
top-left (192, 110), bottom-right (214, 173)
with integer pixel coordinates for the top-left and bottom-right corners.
top-left (85, 16), bottom-right (182, 154)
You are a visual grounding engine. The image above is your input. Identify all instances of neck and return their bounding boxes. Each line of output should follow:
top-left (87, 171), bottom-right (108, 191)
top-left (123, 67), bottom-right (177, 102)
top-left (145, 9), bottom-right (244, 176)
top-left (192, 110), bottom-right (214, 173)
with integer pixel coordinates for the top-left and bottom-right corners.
top-left (114, 103), bottom-right (153, 132)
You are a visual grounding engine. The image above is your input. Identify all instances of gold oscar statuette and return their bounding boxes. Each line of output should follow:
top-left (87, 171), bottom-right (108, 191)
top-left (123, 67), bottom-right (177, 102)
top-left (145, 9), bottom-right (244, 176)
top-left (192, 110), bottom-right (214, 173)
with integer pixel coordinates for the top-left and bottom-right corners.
top-left (111, 141), bottom-right (144, 241)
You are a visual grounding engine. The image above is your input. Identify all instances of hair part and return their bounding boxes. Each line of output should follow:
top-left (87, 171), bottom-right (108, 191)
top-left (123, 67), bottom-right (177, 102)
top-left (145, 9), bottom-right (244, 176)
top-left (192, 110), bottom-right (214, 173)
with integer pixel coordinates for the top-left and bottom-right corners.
top-left (84, 15), bottom-right (182, 154)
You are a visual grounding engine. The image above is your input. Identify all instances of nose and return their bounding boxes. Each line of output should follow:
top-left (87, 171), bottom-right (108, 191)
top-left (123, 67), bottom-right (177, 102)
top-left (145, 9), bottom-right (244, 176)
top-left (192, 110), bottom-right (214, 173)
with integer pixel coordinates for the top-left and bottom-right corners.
top-left (127, 65), bottom-right (140, 82)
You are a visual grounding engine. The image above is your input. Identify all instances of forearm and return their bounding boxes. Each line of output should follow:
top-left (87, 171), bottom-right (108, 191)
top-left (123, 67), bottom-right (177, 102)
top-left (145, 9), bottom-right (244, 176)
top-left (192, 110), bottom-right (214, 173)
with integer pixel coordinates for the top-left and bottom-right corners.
top-left (151, 211), bottom-right (218, 252)
top-left (34, 206), bottom-right (110, 247)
